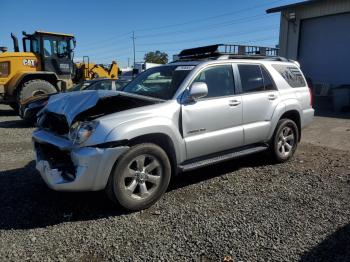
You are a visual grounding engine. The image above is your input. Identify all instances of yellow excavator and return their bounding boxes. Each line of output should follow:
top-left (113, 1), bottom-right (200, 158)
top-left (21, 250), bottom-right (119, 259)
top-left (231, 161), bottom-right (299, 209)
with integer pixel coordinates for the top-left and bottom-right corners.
top-left (74, 56), bottom-right (118, 82)
top-left (0, 31), bottom-right (118, 111)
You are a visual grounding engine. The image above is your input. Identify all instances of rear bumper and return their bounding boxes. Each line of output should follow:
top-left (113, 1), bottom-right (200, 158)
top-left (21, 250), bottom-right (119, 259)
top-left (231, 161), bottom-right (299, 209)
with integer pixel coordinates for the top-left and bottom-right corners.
top-left (301, 108), bottom-right (315, 129)
top-left (33, 130), bottom-right (129, 191)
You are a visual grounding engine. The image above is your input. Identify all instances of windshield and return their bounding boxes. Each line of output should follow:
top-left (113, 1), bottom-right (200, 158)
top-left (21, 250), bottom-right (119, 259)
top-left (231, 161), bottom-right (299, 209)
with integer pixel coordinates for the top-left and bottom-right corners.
top-left (68, 82), bottom-right (92, 92)
top-left (122, 65), bottom-right (193, 100)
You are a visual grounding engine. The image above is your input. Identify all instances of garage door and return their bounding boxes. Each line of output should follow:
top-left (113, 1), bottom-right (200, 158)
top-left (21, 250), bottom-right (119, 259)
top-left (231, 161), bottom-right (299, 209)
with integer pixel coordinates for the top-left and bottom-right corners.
top-left (298, 12), bottom-right (350, 86)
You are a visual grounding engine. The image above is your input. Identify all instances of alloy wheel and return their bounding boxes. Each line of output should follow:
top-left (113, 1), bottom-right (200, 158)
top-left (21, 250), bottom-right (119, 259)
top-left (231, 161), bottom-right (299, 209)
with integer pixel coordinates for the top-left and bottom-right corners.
top-left (277, 126), bottom-right (295, 157)
top-left (122, 154), bottom-right (162, 200)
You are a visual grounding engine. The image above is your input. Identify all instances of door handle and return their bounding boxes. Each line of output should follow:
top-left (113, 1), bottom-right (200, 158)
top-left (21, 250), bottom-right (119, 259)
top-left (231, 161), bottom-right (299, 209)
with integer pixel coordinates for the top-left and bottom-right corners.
top-left (268, 94), bottom-right (277, 100)
top-left (229, 100), bottom-right (241, 106)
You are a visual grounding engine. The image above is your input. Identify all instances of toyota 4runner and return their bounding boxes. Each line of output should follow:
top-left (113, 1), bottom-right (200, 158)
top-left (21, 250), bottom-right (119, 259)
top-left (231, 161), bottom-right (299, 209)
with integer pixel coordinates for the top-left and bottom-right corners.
top-left (33, 44), bottom-right (314, 210)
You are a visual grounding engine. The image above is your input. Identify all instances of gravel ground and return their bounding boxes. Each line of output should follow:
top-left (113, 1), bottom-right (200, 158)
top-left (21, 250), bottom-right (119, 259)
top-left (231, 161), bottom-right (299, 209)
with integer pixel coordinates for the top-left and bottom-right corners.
top-left (0, 104), bottom-right (349, 261)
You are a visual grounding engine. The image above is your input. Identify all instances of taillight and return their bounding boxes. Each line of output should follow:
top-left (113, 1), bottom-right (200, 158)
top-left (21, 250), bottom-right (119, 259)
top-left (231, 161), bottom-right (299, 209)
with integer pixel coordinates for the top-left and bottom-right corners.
top-left (308, 88), bottom-right (313, 107)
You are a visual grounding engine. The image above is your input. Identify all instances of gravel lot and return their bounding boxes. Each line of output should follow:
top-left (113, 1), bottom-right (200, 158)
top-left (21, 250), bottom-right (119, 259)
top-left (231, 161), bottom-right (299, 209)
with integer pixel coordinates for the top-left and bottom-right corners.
top-left (0, 104), bottom-right (349, 261)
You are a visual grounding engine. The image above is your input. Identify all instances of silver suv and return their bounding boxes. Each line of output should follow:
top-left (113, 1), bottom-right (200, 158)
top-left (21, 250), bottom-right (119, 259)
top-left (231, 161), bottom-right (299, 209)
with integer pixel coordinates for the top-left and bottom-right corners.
top-left (33, 45), bottom-right (314, 210)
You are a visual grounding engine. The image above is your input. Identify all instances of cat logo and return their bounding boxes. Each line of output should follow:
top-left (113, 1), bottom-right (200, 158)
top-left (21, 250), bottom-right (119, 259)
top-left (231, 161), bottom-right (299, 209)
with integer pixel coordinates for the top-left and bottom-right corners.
top-left (23, 59), bottom-right (36, 67)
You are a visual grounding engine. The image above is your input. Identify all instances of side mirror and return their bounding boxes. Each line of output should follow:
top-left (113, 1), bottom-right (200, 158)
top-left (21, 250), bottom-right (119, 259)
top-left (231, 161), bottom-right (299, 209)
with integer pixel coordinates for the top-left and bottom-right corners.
top-left (188, 82), bottom-right (208, 101)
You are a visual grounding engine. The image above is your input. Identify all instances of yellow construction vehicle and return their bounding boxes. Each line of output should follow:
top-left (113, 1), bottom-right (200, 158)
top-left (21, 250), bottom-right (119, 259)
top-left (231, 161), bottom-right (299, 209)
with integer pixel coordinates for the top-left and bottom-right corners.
top-left (0, 31), bottom-right (118, 111)
top-left (73, 56), bottom-right (118, 82)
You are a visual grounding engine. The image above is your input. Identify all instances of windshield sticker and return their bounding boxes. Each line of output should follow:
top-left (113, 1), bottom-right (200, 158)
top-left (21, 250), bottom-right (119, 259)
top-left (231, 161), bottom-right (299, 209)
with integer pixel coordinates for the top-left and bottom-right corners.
top-left (175, 66), bottom-right (195, 71)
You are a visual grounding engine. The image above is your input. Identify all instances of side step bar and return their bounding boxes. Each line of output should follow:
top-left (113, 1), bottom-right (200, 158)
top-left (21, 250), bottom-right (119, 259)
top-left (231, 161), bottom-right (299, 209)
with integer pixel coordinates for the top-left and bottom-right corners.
top-left (179, 145), bottom-right (268, 172)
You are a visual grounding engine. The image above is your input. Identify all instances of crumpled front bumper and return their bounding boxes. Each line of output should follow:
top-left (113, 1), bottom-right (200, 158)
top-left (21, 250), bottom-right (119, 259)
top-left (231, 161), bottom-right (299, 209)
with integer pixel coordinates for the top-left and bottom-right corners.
top-left (33, 129), bottom-right (129, 191)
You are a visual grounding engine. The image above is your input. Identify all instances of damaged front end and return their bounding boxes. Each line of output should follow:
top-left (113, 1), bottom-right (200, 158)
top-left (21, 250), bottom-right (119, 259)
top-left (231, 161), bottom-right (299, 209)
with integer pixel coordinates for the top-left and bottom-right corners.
top-left (33, 90), bottom-right (160, 191)
top-left (33, 137), bottom-right (128, 191)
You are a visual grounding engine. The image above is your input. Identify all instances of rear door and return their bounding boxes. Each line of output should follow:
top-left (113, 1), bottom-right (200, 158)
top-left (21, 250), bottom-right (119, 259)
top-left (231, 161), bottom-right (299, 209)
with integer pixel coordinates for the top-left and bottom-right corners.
top-left (182, 64), bottom-right (244, 160)
top-left (237, 64), bottom-right (281, 145)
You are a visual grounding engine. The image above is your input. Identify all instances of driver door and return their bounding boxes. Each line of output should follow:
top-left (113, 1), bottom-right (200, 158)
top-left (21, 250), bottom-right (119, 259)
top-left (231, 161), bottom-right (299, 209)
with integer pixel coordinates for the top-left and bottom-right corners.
top-left (181, 64), bottom-right (244, 160)
top-left (42, 38), bottom-right (73, 78)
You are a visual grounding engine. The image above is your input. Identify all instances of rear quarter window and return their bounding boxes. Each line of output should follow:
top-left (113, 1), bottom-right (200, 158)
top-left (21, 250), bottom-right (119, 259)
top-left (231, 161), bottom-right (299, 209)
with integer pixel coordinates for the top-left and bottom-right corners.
top-left (272, 64), bottom-right (306, 88)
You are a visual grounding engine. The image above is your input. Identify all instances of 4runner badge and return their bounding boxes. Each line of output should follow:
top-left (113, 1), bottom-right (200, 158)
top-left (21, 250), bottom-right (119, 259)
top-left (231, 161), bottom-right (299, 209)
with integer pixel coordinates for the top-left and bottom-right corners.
top-left (23, 59), bottom-right (36, 67)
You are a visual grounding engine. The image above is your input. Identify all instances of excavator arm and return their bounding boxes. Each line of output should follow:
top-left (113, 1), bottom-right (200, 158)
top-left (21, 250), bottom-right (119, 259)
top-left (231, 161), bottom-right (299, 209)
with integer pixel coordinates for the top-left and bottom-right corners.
top-left (74, 60), bottom-right (118, 82)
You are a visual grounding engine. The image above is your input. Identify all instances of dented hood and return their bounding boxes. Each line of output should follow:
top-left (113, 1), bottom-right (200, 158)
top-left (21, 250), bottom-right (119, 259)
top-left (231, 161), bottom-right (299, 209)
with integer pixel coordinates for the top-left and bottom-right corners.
top-left (43, 90), bottom-right (161, 125)
top-left (44, 90), bottom-right (117, 125)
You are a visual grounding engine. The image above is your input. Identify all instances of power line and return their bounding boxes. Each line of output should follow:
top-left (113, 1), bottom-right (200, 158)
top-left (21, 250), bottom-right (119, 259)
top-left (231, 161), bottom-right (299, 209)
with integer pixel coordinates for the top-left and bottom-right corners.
top-left (77, 37), bottom-right (131, 53)
top-left (76, 48), bottom-right (133, 60)
top-left (78, 32), bottom-right (131, 48)
top-left (135, 0), bottom-right (285, 32)
top-left (137, 14), bottom-right (268, 39)
top-left (77, 24), bottom-right (278, 60)
top-left (137, 26), bottom-right (278, 47)
top-left (75, 0), bottom-right (287, 49)
top-left (77, 15), bottom-right (276, 53)
top-left (73, 0), bottom-right (287, 63)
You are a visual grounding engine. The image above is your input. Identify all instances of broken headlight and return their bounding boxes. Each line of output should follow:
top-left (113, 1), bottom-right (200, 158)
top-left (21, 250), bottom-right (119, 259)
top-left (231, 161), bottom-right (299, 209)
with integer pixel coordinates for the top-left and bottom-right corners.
top-left (68, 121), bottom-right (98, 144)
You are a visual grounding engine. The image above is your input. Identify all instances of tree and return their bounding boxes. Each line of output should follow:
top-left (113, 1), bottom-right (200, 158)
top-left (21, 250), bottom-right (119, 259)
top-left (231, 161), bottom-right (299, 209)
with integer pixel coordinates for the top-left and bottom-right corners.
top-left (144, 51), bottom-right (168, 64)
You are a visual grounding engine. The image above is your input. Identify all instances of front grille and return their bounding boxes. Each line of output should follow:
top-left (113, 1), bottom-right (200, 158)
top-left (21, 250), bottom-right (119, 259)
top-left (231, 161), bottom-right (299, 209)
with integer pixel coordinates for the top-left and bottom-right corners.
top-left (40, 112), bottom-right (69, 135)
top-left (35, 142), bottom-right (76, 180)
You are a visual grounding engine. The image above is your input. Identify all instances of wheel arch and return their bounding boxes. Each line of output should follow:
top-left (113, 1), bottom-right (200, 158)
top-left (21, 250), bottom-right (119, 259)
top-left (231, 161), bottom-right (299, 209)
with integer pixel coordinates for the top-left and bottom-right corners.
top-left (7, 72), bottom-right (60, 96)
top-left (268, 99), bottom-right (303, 142)
top-left (279, 110), bottom-right (301, 141)
top-left (127, 133), bottom-right (179, 176)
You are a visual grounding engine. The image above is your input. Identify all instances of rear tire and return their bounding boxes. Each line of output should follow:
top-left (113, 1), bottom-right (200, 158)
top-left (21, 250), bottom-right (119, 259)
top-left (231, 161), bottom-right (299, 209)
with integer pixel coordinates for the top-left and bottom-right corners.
top-left (19, 79), bottom-right (57, 103)
top-left (270, 119), bottom-right (299, 163)
top-left (106, 143), bottom-right (171, 211)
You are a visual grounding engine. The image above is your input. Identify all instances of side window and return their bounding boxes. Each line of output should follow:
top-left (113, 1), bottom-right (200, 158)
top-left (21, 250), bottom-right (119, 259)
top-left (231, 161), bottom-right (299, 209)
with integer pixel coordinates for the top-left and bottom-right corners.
top-left (115, 81), bottom-right (122, 90)
top-left (261, 66), bottom-right (276, 91)
top-left (32, 40), bottom-right (40, 54)
top-left (57, 41), bottom-right (68, 58)
top-left (192, 65), bottom-right (235, 98)
top-left (52, 40), bottom-right (58, 55)
top-left (272, 64), bottom-right (306, 87)
top-left (43, 40), bottom-right (52, 57)
top-left (238, 64), bottom-right (264, 93)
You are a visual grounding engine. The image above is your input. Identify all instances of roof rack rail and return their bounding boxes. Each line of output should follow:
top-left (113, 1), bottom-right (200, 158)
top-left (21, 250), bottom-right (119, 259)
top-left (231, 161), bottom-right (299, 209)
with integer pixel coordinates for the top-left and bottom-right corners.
top-left (175, 44), bottom-right (281, 61)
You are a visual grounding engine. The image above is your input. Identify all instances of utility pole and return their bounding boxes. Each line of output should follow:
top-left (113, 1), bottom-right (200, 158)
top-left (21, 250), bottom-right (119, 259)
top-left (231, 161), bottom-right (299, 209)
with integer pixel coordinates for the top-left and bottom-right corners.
top-left (131, 31), bottom-right (136, 68)
top-left (127, 57), bottom-right (130, 67)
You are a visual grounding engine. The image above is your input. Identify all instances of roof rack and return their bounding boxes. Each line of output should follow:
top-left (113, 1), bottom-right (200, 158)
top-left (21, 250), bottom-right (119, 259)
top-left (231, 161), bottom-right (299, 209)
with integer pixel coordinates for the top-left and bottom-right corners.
top-left (175, 44), bottom-right (283, 61)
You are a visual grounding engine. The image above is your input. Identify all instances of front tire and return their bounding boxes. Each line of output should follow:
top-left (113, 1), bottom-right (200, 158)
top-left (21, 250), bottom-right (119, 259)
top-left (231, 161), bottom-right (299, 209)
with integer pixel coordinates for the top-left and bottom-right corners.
top-left (19, 79), bottom-right (57, 103)
top-left (270, 119), bottom-right (299, 163)
top-left (106, 143), bottom-right (171, 211)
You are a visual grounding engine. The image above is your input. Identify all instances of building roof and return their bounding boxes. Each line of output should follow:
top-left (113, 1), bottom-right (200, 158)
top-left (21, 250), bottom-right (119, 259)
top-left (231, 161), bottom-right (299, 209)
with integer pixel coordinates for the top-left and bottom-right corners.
top-left (266, 0), bottom-right (322, 13)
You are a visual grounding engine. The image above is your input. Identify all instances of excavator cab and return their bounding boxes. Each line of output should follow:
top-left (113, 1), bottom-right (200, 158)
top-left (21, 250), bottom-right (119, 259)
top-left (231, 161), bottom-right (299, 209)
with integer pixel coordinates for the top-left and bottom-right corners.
top-left (21, 31), bottom-right (76, 79)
